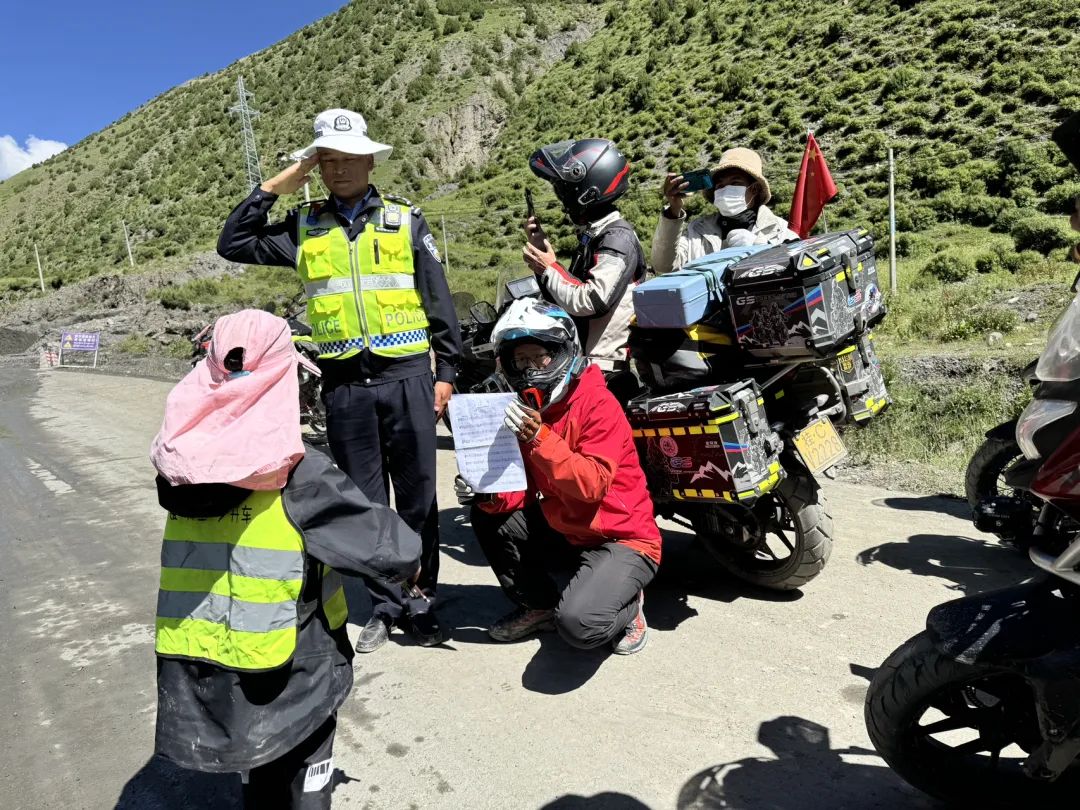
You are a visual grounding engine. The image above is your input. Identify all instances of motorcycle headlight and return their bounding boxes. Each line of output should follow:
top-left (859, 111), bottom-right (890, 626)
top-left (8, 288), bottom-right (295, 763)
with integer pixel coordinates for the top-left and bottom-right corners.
top-left (1016, 399), bottom-right (1078, 460)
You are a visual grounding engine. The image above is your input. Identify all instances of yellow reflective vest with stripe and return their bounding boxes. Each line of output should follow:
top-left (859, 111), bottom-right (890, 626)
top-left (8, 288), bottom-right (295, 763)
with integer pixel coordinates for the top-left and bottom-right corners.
top-left (155, 489), bottom-right (348, 672)
top-left (296, 199), bottom-right (430, 361)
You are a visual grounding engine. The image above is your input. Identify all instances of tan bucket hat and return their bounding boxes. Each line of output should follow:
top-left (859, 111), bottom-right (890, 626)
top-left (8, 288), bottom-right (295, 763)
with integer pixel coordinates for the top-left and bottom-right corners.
top-left (707, 147), bottom-right (771, 205)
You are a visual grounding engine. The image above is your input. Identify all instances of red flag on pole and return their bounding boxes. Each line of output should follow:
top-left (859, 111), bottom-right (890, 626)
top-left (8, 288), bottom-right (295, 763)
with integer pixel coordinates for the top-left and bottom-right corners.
top-left (789, 132), bottom-right (838, 238)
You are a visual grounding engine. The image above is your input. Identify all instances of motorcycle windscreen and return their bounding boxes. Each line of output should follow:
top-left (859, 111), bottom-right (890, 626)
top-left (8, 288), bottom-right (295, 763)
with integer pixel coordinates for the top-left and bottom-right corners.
top-left (1036, 292), bottom-right (1080, 382)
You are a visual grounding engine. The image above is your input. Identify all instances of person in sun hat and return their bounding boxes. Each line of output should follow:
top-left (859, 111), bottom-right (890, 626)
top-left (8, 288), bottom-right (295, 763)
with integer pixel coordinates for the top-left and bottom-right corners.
top-left (218, 109), bottom-right (461, 653)
top-left (651, 146), bottom-right (799, 275)
top-left (150, 308), bottom-right (421, 809)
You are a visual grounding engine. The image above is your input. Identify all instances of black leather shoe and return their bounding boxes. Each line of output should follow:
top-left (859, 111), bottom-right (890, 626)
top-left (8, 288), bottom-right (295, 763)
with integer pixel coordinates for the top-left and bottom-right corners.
top-left (408, 610), bottom-right (445, 647)
top-left (355, 615), bottom-right (391, 654)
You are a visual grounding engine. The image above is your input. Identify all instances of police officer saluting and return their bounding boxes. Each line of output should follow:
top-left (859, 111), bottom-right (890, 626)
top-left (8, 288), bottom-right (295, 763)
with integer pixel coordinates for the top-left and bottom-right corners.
top-left (218, 108), bottom-right (462, 652)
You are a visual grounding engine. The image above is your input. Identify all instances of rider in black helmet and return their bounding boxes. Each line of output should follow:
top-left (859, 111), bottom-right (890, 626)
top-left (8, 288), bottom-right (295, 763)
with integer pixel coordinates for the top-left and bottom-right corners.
top-left (523, 139), bottom-right (647, 373)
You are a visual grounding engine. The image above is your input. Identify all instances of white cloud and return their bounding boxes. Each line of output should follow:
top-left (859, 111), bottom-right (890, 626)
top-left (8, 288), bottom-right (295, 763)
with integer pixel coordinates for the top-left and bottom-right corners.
top-left (0, 135), bottom-right (68, 181)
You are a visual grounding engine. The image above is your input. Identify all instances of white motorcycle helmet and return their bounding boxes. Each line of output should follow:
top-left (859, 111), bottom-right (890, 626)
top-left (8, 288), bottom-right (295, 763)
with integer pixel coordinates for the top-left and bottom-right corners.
top-left (492, 298), bottom-right (585, 410)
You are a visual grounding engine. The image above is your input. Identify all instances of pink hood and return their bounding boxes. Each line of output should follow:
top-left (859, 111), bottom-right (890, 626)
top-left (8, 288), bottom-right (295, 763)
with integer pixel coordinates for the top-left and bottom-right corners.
top-left (150, 309), bottom-right (317, 490)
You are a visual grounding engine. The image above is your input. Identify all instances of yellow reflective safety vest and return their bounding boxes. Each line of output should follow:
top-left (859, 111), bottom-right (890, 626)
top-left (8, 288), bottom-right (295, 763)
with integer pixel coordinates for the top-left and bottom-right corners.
top-left (296, 198), bottom-right (430, 361)
top-left (155, 489), bottom-right (348, 673)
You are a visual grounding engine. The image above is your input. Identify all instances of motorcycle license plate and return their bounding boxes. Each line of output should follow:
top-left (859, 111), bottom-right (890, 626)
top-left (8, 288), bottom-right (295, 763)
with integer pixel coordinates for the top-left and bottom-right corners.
top-left (794, 417), bottom-right (848, 474)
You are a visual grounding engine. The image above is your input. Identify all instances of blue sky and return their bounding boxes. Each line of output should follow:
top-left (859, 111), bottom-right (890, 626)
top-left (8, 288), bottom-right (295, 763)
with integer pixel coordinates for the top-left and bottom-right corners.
top-left (0, 0), bottom-right (346, 179)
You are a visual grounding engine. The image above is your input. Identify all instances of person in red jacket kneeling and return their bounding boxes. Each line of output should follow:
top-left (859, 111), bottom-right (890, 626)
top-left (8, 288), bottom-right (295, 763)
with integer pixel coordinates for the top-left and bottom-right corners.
top-left (459, 299), bottom-right (661, 655)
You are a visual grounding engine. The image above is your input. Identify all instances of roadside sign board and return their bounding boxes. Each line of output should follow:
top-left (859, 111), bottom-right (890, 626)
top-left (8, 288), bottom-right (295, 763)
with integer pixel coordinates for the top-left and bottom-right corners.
top-left (59, 331), bottom-right (101, 368)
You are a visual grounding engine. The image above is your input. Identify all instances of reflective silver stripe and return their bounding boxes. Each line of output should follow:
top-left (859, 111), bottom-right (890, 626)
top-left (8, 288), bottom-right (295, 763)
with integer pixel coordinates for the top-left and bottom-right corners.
top-left (304, 277), bottom-right (355, 299)
top-left (357, 274), bottom-right (416, 291)
top-left (157, 590), bottom-right (297, 633)
top-left (160, 541), bottom-right (304, 581)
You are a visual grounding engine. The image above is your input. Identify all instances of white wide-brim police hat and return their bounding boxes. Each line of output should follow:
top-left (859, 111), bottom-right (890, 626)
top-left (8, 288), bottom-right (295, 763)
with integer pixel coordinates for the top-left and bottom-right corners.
top-left (291, 108), bottom-right (393, 163)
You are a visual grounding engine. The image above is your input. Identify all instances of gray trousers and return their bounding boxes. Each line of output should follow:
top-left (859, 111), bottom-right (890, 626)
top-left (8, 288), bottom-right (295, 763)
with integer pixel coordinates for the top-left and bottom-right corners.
top-left (471, 503), bottom-right (658, 649)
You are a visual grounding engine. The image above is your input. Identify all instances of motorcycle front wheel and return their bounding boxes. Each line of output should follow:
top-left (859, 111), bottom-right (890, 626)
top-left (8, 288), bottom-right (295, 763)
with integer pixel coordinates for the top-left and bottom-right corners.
top-left (964, 434), bottom-right (1027, 510)
top-left (692, 471), bottom-right (833, 591)
top-left (865, 632), bottom-right (1080, 809)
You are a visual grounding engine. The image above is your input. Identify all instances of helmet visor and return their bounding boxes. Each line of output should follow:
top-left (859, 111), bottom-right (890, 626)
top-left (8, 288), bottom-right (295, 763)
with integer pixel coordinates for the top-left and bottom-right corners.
top-left (533, 140), bottom-right (588, 184)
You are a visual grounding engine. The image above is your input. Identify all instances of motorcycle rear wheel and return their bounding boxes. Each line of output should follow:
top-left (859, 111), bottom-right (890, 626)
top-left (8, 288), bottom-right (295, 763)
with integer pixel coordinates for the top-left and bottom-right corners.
top-left (865, 632), bottom-right (1080, 809)
top-left (692, 471), bottom-right (833, 591)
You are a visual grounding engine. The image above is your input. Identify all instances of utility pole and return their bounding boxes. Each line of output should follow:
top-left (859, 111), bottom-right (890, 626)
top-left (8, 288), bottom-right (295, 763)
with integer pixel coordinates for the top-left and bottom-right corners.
top-left (122, 220), bottom-right (135, 267)
top-left (33, 243), bottom-right (45, 292)
top-left (888, 147), bottom-right (898, 297)
top-left (229, 75), bottom-right (264, 191)
top-left (441, 215), bottom-right (451, 274)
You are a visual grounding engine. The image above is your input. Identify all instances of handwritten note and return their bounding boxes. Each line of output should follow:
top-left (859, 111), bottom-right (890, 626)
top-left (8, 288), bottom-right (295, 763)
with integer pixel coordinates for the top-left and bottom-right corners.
top-left (448, 393), bottom-right (527, 493)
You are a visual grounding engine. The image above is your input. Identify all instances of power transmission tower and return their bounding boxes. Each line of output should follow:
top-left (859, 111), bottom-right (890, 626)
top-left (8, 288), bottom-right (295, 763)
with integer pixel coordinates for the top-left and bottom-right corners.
top-left (229, 75), bottom-right (263, 190)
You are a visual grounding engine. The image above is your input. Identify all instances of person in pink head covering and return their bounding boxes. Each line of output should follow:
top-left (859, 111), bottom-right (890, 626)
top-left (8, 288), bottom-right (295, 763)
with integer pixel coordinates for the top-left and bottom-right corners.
top-left (149, 309), bottom-right (420, 809)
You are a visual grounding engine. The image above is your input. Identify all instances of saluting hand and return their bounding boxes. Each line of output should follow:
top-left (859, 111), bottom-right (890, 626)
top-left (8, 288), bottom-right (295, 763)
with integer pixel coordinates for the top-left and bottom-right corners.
top-left (259, 156), bottom-right (320, 196)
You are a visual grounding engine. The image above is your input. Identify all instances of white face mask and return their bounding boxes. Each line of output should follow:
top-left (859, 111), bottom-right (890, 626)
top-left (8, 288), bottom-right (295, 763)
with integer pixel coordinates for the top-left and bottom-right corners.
top-left (714, 184), bottom-right (749, 217)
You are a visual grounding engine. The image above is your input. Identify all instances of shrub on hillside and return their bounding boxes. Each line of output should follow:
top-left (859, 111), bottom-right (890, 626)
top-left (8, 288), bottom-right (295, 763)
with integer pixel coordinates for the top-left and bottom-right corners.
top-left (974, 244), bottom-right (1043, 275)
top-left (923, 251), bottom-right (976, 283)
top-left (1010, 214), bottom-right (1073, 255)
top-left (930, 192), bottom-right (1007, 227)
top-left (991, 205), bottom-right (1038, 234)
top-left (1044, 182), bottom-right (1080, 215)
top-left (939, 306), bottom-right (1019, 342)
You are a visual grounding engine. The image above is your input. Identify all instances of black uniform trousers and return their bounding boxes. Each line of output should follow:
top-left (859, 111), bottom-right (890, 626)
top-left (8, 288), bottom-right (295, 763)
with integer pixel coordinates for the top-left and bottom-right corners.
top-left (323, 374), bottom-right (439, 621)
top-left (244, 714), bottom-right (337, 809)
top-left (471, 503), bottom-right (657, 649)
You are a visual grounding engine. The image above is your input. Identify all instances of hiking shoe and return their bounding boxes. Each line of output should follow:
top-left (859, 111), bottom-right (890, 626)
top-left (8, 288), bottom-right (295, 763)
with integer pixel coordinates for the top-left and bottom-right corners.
top-left (408, 610), bottom-right (446, 647)
top-left (355, 615), bottom-right (391, 654)
top-left (613, 591), bottom-right (648, 655)
top-left (488, 606), bottom-right (556, 642)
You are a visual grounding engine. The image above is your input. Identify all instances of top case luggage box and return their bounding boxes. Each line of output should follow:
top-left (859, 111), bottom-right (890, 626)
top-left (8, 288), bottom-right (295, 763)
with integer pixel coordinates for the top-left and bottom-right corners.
top-left (633, 245), bottom-right (769, 329)
top-left (726, 230), bottom-right (884, 360)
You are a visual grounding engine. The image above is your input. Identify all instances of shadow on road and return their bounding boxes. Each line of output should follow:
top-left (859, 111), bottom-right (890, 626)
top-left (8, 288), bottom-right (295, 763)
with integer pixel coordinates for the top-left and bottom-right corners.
top-left (857, 533), bottom-right (1029, 594)
top-left (521, 634), bottom-right (609, 694)
top-left (541, 793), bottom-right (652, 809)
top-left (115, 756), bottom-right (359, 809)
top-left (114, 755), bottom-right (241, 809)
top-left (440, 505), bottom-right (491, 567)
top-left (674, 716), bottom-right (938, 809)
top-left (873, 495), bottom-right (972, 520)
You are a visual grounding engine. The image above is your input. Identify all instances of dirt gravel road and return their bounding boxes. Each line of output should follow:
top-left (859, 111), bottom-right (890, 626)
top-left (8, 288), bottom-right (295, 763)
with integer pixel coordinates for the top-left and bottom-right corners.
top-left (0, 367), bottom-right (1030, 809)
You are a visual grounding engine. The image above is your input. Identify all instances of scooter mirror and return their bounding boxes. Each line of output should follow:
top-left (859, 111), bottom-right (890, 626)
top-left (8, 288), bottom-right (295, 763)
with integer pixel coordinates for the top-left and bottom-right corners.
top-left (1071, 268), bottom-right (1080, 294)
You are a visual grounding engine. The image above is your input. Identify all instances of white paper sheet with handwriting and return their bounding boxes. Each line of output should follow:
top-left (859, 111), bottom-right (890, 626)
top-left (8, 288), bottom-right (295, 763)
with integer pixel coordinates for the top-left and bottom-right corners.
top-left (447, 393), bottom-right (528, 493)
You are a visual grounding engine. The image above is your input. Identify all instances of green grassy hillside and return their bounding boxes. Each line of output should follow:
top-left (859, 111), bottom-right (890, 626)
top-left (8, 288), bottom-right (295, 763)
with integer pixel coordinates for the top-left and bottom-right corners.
top-left (0, 0), bottom-right (600, 289)
top-left (2, 0), bottom-right (1080, 493)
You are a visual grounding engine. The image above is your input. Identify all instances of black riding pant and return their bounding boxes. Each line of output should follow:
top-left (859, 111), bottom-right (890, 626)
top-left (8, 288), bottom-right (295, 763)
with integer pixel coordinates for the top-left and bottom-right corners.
top-left (324, 374), bottom-right (439, 621)
top-left (471, 503), bottom-right (657, 649)
top-left (244, 714), bottom-right (337, 809)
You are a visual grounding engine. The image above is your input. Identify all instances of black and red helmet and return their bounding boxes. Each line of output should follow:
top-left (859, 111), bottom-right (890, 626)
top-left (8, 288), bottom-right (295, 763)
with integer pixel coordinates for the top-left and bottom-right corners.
top-left (528, 138), bottom-right (631, 225)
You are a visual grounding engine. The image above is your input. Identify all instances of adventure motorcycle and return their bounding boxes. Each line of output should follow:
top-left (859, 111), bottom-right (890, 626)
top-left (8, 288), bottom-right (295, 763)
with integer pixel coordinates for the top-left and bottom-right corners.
top-left (452, 268), bottom-right (887, 591)
top-left (189, 295), bottom-right (327, 444)
top-left (969, 271), bottom-right (1080, 549)
top-left (865, 289), bottom-right (1080, 808)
